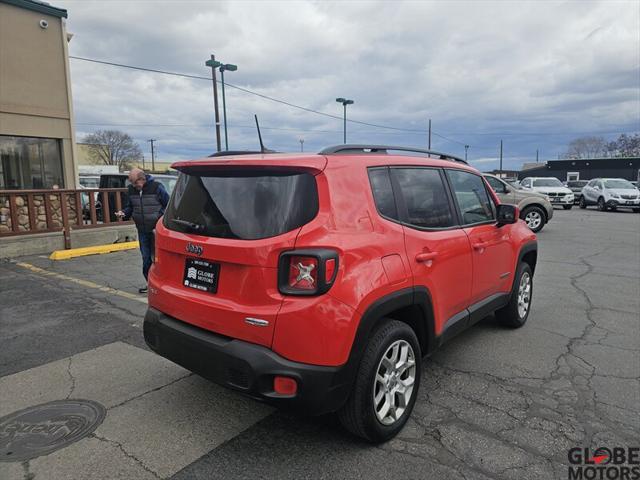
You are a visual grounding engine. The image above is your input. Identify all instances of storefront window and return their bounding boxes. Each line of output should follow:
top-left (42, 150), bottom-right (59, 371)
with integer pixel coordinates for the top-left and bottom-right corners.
top-left (0, 135), bottom-right (64, 189)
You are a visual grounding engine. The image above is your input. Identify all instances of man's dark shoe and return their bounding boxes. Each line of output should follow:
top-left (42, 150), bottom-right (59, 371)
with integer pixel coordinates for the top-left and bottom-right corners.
top-left (138, 286), bottom-right (148, 294)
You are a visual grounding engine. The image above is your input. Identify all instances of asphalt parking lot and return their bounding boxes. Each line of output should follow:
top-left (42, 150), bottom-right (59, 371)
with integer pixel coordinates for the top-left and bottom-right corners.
top-left (1, 208), bottom-right (638, 480)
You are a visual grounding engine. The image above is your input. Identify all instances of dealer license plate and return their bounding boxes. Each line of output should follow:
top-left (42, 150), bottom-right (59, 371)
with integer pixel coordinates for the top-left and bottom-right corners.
top-left (183, 258), bottom-right (220, 293)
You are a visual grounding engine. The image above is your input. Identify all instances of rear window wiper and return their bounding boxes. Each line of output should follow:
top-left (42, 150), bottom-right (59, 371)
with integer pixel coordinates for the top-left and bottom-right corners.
top-left (170, 218), bottom-right (205, 233)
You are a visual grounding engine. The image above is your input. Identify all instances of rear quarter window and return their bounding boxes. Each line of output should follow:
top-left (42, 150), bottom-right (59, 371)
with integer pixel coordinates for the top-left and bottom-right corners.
top-left (367, 168), bottom-right (399, 220)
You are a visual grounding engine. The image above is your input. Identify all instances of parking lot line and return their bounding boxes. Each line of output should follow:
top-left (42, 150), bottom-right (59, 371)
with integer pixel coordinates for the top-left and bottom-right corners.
top-left (14, 261), bottom-right (147, 304)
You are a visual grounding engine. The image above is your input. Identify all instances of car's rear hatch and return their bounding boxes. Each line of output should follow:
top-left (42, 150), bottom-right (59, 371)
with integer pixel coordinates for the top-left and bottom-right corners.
top-left (149, 154), bottom-right (326, 348)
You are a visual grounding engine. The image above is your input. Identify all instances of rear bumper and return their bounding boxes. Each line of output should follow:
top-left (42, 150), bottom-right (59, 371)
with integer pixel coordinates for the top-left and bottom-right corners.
top-left (143, 308), bottom-right (353, 415)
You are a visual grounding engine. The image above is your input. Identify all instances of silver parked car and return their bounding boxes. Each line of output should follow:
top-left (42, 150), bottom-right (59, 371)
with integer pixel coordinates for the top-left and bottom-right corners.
top-left (580, 178), bottom-right (640, 212)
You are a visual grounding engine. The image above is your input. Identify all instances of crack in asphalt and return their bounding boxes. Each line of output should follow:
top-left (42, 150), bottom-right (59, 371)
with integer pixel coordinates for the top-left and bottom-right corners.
top-left (91, 433), bottom-right (163, 480)
top-left (107, 372), bottom-right (194, 411)
top-left (64, 356), bottom-right (76, 400)
top-left (20, 461), bottom-right (34, 480)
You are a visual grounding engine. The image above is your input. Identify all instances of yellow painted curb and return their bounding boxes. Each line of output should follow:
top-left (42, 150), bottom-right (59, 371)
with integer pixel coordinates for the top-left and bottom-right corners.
top-left (49, 241), bottom-right (140, 260)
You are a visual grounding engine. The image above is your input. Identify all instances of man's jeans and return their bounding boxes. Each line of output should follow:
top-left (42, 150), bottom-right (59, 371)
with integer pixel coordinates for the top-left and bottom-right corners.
top-left (138, 230), bottom-right (155, 281)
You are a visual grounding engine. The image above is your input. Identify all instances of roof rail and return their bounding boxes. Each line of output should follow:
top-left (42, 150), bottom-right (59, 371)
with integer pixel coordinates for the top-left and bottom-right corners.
top-left (318, 144), bottom-right (467, 164)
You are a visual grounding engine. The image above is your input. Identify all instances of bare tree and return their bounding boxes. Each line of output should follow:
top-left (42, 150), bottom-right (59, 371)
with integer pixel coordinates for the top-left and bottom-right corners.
top-left (82, 130), bottom-right (143, 171)
top-left (605, 133), bottom-right (640, 157)
top-left (565, 136), bottom-right (607, 159)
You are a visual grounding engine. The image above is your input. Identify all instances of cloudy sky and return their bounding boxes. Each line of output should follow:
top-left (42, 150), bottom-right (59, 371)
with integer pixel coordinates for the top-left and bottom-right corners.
top-left (57, 0), bottom-right (639, 170)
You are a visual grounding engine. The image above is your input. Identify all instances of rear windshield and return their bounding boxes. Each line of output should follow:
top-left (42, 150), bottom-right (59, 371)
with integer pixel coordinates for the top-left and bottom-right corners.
top-left (164, 170), bottom-right (318, 240)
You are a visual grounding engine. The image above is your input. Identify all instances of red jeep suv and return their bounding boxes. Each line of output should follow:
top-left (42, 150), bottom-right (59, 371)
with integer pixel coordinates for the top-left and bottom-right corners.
top-left (143, 145), bottom-right (537, 442)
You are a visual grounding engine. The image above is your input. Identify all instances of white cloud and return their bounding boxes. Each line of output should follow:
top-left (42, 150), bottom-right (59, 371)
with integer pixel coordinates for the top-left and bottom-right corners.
top-left (57, 0), bottom-right (640, 169)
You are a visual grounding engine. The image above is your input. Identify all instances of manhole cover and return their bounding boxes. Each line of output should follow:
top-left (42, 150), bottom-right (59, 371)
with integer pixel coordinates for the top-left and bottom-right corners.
top-left (0, 399), bottom-right (106, 462)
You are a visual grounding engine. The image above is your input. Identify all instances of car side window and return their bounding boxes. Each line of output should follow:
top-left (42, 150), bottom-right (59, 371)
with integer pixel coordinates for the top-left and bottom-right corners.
top-left (485, 176), bottom-right (506, 193)
top-left (521, 178), bottom-right (530, 188)
top-left (391, 168), bottom-right (455, 229)
top-left (447, 170), bottom-right (495, 225)
top-left (368, 168), bottom-right (399, 220)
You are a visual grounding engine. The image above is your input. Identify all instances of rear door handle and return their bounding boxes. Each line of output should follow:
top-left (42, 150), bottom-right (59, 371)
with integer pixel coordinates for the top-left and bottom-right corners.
top-left (473, 241), bottom-right (490, 250)
top-left (415, 252), bottom-right (438, 263)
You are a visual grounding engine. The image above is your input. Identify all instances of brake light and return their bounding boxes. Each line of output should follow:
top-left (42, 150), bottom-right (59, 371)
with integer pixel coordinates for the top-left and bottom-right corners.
top-left (287, 256), bottom-right (318, 290)
top-left (278, 249), bottom-right (339, 296)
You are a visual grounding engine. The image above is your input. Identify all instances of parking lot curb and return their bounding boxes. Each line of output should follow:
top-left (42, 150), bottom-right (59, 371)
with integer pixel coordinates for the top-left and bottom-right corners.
top-left (49, 241), bottom-right (140, 260)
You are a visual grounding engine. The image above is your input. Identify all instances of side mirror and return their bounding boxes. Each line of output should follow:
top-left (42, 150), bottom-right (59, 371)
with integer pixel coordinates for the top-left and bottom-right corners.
top-left (496, 204), bottom-right (518, 226)
top-left (504, 187), bottom-right (511, 194)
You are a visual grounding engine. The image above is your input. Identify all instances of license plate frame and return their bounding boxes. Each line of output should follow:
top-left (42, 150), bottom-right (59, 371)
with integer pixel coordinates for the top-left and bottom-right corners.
top-left (183, 258), bottom-right (220, 293)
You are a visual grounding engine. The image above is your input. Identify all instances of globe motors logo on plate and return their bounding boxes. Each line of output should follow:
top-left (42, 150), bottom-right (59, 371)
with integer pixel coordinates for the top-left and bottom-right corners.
top-left (568, 447), bottom-right (640, 480)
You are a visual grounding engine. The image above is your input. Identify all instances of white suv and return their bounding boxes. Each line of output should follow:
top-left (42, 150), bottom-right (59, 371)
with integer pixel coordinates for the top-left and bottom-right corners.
top-left (580, 178), bottom-right (640, 212)
top-left (520, 177), bottom-right (574, 210)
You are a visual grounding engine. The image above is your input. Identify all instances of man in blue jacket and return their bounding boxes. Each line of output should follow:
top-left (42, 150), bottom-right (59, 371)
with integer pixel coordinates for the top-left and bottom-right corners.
top-left (116, 168), bottom-right (170, 293)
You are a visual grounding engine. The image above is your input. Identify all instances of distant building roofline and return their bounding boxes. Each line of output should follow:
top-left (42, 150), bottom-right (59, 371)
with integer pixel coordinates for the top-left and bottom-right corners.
top-left (0, 0), bottom-right (67, 18)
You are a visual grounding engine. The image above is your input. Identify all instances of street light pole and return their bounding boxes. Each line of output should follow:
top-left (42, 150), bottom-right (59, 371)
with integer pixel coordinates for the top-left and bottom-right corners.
top-left (218, 63), bottom-right (237, 151)
top-left (499, 140), bottom-right (503, 177)
top-left (205, 55), bottom-right (222, 152)
top-left (299, 138), bottom-right (304, 152)
top-left (465, 144), bottom-right (469, 161)
top-left (336, 98), bottom-right (354, 144)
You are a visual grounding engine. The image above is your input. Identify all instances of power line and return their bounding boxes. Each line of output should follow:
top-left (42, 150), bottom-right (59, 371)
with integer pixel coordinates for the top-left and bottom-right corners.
top-left (68, 55), bottom-right (459, 141)
top-left (75, 121), bottom-right (637, 138)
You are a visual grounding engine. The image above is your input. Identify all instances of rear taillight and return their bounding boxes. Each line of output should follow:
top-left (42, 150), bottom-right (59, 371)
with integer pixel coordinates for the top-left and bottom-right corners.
top-left (287, 256), bottom-right (318, 290)
top-left (278, 249), bottom-right (339, 296)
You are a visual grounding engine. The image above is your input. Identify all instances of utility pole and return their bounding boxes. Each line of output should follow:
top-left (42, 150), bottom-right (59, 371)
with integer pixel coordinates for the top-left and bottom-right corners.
top-left (464, 145), bottom-right (469, 162)
top-left (499, 140), bottom-right (503, 177)
top-left (147, 139), bottom-right (156, 172)
top-left (205, 54), bottom-right (222, 152)
top-left (142, 154), bottom-right (145, 170)
top-left (299, 138), bottom-right (304, 152)
top-left (428, 119), bottom-right (432, 150)
top-left (536, 149), bottom-right (539, 163)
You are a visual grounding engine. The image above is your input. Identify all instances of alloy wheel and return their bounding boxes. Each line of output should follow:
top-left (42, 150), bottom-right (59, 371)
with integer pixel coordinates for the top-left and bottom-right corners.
top-left (373, 340), bottom-right (416, 425)
top-left (517, 272), bottom-right (531, 318)
top-left (524, 211), bottom-right (542, 230)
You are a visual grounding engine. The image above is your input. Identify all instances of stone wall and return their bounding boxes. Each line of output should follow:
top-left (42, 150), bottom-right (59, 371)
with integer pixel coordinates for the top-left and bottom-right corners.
top-left (0, 193), bottom-right (80, 234)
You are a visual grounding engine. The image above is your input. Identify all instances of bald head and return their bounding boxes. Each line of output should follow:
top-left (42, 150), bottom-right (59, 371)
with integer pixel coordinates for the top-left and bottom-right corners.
top-left (129, 168), bottom-right (146, 190)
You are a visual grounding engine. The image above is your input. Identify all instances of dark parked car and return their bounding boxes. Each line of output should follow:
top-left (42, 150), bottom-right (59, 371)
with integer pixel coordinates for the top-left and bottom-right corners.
top-left (566, 180), bottom-right (588, 204)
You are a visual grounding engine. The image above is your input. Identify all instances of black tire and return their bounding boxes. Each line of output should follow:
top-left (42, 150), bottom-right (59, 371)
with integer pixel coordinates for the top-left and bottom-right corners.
top-left (579, 197), bottom-right (587, 209)
top-left (495, 262), bottom-right (533, 328)
top-left (563, 205), bottom-right (573, 210)
top-left (597, 197), bottom-right (606, 211)
top-left (338, 319), bottom-right (421, 443)
top-left (520, 206), bottom-right (546, 233)
top-left (633, 208), bottom-right (640, 213)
